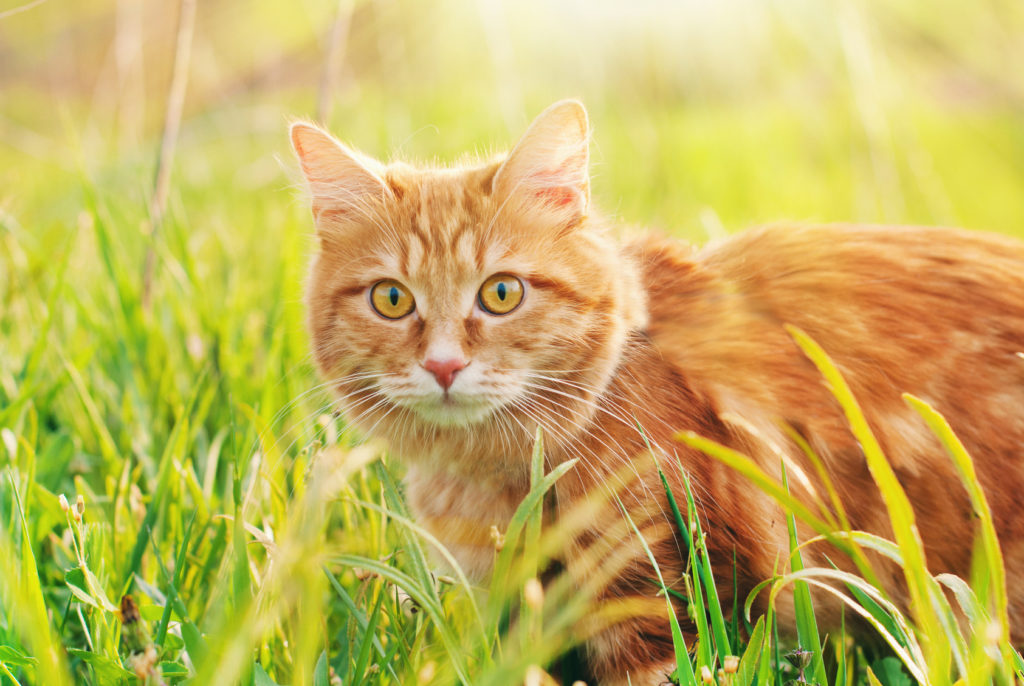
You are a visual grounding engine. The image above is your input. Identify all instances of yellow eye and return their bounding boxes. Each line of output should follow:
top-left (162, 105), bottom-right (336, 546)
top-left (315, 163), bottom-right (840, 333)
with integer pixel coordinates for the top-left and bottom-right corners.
top-left (478, 274), bottom-right (524, 315)
top-left (370, 280), bottom-right (415, 319)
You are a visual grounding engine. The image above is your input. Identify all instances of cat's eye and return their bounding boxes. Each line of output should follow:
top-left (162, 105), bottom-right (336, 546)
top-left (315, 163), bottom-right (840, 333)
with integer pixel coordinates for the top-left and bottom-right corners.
top-left (370, 280), bottom-right (415, 319)
top-left (478, 274), bottom-right (524, 315)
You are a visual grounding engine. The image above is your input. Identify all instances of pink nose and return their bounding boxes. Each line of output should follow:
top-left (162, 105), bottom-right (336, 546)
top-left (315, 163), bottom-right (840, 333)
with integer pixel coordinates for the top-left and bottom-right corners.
top-left (423, 358), bottom-right (467, 391)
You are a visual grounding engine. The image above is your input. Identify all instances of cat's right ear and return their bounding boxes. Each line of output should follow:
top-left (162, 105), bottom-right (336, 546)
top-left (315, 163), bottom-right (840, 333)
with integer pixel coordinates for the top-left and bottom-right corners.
top-left (290, 122), bottom-right (391, 225)
top-left (492, 100), bottom-right (590, 228)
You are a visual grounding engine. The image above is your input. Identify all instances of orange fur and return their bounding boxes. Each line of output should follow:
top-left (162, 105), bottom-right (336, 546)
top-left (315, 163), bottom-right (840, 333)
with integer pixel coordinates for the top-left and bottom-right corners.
top-left (292, 102), bottom-right (1024, 685)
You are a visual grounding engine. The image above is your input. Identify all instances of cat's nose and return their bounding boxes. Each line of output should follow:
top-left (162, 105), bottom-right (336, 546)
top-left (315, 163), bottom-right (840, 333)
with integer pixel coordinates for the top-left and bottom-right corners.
top-left (423, 358), bottom-right (467, 391)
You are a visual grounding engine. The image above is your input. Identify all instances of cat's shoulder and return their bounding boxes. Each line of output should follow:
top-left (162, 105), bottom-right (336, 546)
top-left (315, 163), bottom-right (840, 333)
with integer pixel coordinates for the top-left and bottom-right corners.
top-left (620, 222), bottom-right (1024, 379)
top-left (624, 222), bottom-right (1024, 295)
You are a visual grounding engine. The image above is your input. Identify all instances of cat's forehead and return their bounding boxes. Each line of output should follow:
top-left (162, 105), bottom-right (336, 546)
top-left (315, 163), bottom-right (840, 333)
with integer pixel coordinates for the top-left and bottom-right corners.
top-left (380, 168), bottom-right (517, 280)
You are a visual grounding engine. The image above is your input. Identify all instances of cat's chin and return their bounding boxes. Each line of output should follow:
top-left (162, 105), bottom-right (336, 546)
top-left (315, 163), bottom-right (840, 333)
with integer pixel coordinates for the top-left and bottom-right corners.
top-left (404, 398), bottom-right (500, 428)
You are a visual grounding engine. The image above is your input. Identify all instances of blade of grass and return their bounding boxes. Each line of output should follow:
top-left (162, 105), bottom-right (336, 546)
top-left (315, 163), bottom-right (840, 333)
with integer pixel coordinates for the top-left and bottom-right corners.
top-left (675, 431), bottom-right (879, 587)
top-left (613, 493), bottom-right (696, 686)
top-left (347, 498), bottom-right (485, 634)
top-left (781, 462), bottom-right (826, 685)
top-left (787, 325), bottom-right (951, 682)
top-left (656, 464), bottom-right (709, 671)
top-left (778, 420), bottom-right (852, 533)
top-left (683, 474), bottom-right (732, 662)
top-left (4, 471), bottom-right (72, 684)
top-left (485, 454), bottom-right (578, 649)
top-left (837, 610), bottom-right (848, 686)
top-left (154, 513), bottom-right (196, 646)
top-left (736, 614), bottom-right (766, 686)
top-left (147, 523), bottom-right (206, 664)
top-left (332, 554), bottom-right (470, 684)
top-left (904, 393), bottom-right (1015, 679)
top-left (767, 568), bottom-right (927, 682)
top-left (351, 583), bottom-right (386, 686)
top-left (322, 567), bottom-right (400, 683)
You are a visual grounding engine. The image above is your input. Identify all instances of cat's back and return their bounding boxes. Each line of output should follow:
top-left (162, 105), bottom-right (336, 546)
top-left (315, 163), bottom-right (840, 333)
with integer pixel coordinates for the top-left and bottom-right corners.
top-left (700, 223), bottom-right (1024, 323)
top-left (626, 223), bottom-right (1024, 580)
top-left (629, 223), bottom-right (1024, 391)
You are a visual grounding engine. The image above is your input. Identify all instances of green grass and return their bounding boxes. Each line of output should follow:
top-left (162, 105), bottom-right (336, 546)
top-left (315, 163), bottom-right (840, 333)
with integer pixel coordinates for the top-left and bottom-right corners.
top-left (3, 0), bottom-right (1024, 683)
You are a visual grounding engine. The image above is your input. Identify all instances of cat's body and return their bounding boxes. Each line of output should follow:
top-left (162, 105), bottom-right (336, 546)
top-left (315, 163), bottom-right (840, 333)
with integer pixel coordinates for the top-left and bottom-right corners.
top-left (292, 101), bottom-right (1024, 685)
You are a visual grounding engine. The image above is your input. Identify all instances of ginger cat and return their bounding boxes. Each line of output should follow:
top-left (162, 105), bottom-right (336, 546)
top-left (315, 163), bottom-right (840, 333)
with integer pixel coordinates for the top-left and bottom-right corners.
top-left (291, 101), bottom-right (1024, 685)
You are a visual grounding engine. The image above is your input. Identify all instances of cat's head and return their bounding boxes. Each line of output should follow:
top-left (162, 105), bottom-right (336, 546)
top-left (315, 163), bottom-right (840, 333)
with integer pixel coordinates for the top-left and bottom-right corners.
top-left (292, 101), bottom-right (646, 449)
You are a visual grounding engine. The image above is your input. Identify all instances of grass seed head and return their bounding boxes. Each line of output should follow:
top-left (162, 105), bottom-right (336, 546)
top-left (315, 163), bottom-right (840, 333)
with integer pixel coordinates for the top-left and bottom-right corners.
top-left (524, 577), bottom-right (544, 610)
top-left (390, 584), bottom-right (418, 618)
top-left (986, 620), bottom-right (1003, 644)
top-left (417, 661), bottom-right (436, 684)
top-left (490, 524), bottom-right (506, 551)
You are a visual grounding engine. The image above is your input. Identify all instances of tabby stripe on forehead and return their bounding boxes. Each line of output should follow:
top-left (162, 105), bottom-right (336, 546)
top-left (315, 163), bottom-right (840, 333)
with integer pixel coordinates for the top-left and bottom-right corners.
top-left (416, 192), bottom-right (435, 260)
top-left (397, 240), bottom-right (409, 276)
top-left (402, 224), bottom-right (431, 275)
top-left (473, 234), bottom-right (490, 272)
top-left (448, 221), bottom-right (471, 256)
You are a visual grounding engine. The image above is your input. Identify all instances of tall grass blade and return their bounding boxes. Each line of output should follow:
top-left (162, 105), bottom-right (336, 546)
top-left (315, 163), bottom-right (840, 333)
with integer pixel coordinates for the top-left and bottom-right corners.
top-left (781, 464), bottom-right (826, 685)
top-left (766, 569), bottom-right (927, 682)
top-left (332, 554), bottom-right (470, 684)
top-left (613, 493), bottom-right (696, 686)
top-left (682, 473), bottom-right (732, 663)
top-left (486, 448), bottom-right (577, 650)
top-left (658, 464), bottom-right (709, 670)
top-left (736, 615), bottom-right (766, 686)
top-left (322, 567), bottom-right (401, 682)
top-left (787, 325), bottom-right (950, 682)
top-left (903, 393), bottom-right (1015, 681)
top-left (351, 585), bottom-right (386, 685)
top-left (347, 498), bottom-right (485, 634)
top-left (4, 471), bottom-right (72, 685)
top-left (837, 611), bottom-right (848, 686)
top-left (674, 431), bottom-right (878, 586)
top-left (779, 421), bottom-right (852, 534)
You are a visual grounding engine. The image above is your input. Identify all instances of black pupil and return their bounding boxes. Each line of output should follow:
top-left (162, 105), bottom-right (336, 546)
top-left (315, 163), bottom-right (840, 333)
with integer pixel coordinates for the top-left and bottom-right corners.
top-left (496, 282), bottom-right (507, 301)
top-left (388, 287), bottom-right (399, 307)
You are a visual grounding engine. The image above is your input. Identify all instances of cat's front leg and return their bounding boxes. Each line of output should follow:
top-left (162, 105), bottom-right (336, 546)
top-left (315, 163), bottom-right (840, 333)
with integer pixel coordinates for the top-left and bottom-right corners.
top-left (586, 617), bottom-right (679, 685)
top-left (562, 516), bottom-right (687, 685)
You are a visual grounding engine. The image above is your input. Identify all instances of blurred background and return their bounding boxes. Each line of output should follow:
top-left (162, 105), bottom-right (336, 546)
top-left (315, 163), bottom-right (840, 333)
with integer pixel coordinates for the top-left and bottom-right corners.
top-left (4, 0), bottom-right (1024, 240)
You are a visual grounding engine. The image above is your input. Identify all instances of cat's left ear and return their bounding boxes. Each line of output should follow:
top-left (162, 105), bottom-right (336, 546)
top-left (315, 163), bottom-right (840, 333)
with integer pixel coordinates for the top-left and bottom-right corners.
top-left (290, 121), bottom-right (392, 226)
top-left (492, 100), bottom-right (590, 227)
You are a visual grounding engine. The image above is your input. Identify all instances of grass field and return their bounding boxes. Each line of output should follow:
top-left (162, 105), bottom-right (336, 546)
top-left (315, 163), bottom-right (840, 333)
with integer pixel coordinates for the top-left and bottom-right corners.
top-left (2, 0), bottom-right (1024, 684)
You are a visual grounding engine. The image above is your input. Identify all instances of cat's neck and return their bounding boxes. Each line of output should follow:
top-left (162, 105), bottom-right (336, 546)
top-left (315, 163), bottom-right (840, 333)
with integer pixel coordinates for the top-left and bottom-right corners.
top-left (388, 421), bottom-right (535, 485)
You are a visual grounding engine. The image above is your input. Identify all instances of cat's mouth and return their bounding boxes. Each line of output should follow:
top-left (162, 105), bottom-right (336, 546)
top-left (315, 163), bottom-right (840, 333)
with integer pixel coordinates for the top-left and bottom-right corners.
top-left (375, 365), bottom-right (517, 427)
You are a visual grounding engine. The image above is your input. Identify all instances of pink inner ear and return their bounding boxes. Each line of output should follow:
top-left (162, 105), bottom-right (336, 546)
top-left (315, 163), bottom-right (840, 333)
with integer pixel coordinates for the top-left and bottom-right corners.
top-left (535, 185), bottom-right (579, 208)
top-left (530, 150), bottom-right (585, 208)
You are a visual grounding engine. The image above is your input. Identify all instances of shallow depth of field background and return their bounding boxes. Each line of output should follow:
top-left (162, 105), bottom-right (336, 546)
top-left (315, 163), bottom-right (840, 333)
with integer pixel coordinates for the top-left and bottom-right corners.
top-left (2, 0), bottom-right (1024, 684)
